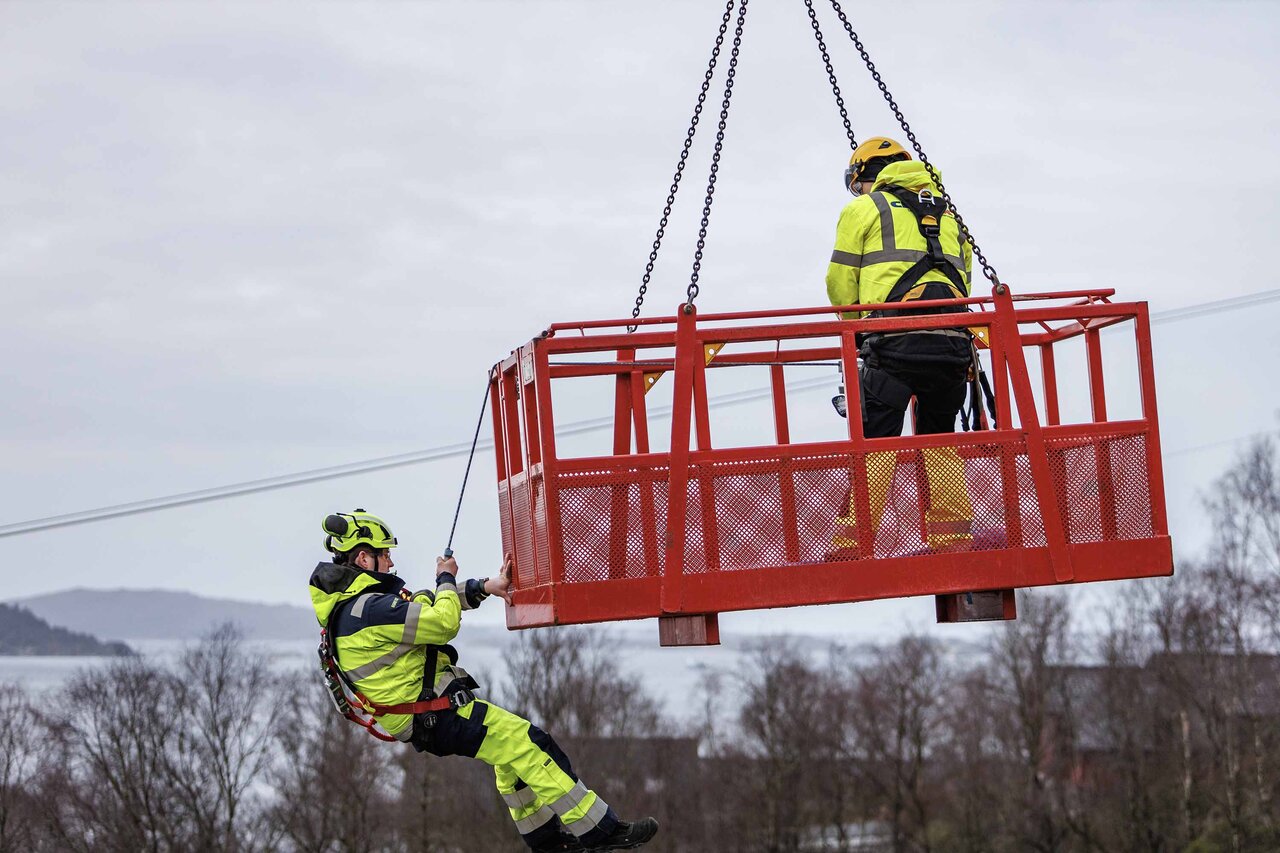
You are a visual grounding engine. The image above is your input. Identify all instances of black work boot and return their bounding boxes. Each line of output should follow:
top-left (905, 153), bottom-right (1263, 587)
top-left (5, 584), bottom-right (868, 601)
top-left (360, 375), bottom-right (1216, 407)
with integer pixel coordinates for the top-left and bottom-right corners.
top-left (530, 827), bottom-right (584, 853)
top-left (588, 817), bottom-right (659, 850)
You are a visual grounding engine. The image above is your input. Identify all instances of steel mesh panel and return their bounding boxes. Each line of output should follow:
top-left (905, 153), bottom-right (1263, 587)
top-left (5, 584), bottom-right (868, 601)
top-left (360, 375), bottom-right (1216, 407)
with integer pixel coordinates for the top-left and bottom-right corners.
top-left (684, 444), bottom-right (1023, 568)
top-left (542, 432), bottom-right (1156, 582)
top-left (793, 460), bottom-right (857, 562)
top-left (871, 443), bottom-right (1012, 556)
top-left (1015, 454), bottom-right (1049, 547)
top-left (1107, 433), bottom-right (1154, 540)
top-left (556, 466), bottom-right (669, 583)
top-left (691, 460), bottom-right (787, 571)
top-left (683, 477), bottom-right (708, 574)
top-left (965, 449), bottom-right (1010, 550)
top-left (1046, 439), bottom-right (1105, 543)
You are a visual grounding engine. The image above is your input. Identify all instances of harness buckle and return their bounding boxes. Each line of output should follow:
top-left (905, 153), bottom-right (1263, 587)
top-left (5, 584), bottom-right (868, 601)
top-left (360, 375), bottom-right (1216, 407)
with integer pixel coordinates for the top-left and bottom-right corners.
top-left (449, 687), bottom-right (476, 709)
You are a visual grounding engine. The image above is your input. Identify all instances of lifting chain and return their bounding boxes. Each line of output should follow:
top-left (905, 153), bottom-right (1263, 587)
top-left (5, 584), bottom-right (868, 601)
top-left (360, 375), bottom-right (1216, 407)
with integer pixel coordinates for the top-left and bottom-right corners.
top-left (827, 0), bottom-right (1003, 289)
top-left (803, 0), bottom-right (856, 151)
top-left (628, 0), bottom-right (739, 332)
top-left (686, 0), bottom-right (750, 311)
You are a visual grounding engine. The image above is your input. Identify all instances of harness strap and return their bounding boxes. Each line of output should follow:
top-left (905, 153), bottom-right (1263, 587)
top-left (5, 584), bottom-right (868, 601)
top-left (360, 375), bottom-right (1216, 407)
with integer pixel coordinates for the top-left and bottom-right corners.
top-left (868, 184), bottom-right (968, 317)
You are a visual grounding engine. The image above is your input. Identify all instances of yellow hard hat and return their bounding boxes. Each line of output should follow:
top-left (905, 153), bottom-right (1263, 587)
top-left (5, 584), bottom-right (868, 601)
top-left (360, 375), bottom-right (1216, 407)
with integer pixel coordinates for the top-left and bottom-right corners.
top-left (845, 137), bottom-right (910, 191)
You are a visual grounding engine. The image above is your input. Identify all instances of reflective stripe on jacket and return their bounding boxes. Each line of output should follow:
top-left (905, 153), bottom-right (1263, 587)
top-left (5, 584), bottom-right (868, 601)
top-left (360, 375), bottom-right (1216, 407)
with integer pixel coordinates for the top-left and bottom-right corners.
top-left (826, 160), bottom-right (973, 319)
top-left (309, 562), bottom-right (483, 737)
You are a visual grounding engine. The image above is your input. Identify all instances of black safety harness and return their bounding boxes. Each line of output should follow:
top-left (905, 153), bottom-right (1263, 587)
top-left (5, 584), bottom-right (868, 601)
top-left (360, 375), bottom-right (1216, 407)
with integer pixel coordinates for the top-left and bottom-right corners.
top-left (860, 184), bottom-right (997, 430)
top-left (867, 184), bottom-right (967, 316)
top-left (318, 589), bottom-right (478, 742)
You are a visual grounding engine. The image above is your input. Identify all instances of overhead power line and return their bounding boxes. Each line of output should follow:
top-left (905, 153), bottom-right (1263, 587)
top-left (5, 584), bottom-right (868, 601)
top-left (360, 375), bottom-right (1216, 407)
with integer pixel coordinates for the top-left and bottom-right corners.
top-left (0, 376), bottom-right (832, 538)
top-left (1146, 287), bottom-right (1280, 324)
top-left (3, 288), bottom-right (1277, 539)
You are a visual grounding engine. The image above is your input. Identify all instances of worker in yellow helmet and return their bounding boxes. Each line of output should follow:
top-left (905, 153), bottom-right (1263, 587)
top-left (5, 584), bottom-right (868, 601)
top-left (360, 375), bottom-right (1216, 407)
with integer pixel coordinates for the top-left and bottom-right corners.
top-left (825, 138), bottom-right (975, 554)
top-left (308, 509), bottom-right (659, 852)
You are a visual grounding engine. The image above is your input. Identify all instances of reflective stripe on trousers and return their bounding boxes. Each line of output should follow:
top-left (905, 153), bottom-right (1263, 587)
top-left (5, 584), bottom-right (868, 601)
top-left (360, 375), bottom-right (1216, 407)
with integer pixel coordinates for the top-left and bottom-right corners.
top-left (437, 700), bottom-right (618, 844)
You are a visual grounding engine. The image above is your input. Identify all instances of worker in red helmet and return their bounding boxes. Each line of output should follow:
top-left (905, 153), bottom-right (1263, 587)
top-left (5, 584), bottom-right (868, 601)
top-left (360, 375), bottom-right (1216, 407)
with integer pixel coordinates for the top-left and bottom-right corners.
top-left (825, 138), bottom-right (975, 554)
top-left (309, 509), bottom-right (659, 852)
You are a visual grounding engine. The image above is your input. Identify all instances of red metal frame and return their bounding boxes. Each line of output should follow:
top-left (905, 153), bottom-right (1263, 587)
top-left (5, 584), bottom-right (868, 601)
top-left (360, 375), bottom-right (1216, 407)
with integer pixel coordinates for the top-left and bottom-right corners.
top-left (489, 287), bottom-right (1172, 634)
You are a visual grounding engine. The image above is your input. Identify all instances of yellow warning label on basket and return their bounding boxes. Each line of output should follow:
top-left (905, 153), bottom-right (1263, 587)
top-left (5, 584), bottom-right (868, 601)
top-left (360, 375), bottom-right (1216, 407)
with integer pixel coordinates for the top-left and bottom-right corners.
top-left (969, 326), bottom-right (991, 348)
top-left (644, 342), bottom-right (724, 395)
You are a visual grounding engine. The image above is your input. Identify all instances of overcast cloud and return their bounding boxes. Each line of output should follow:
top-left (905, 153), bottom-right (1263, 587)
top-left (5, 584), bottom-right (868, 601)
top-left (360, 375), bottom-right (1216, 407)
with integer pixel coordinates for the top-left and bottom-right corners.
top-left (2, 1), bottom-right (1278, 639)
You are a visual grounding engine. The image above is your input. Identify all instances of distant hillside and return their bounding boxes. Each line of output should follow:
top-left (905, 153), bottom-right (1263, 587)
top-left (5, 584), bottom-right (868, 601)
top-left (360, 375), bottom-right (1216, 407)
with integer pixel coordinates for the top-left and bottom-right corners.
top-left (0, 603), bottom-right (134, 656)
top-left (11, 589), bottom-right (316, 641)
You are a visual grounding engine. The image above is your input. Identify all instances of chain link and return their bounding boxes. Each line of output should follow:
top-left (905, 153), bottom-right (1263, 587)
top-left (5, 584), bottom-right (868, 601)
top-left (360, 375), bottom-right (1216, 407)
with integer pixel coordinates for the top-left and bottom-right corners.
top-left (686, 0), bottom-right (749, 309)
top-left (828, 0), bottom-right (1002, 288)
top-left (627, 0), bottom-right (738, 331)
top-left (803, 0), bottom-right (856, 151)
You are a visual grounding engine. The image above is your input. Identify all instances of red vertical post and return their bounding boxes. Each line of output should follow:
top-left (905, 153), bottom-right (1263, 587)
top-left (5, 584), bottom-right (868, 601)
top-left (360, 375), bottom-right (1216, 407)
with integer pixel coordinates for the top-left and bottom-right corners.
top-left (501, 367), bottom-right (524, 478)
top-left (515, 346), bottom-right (544, 590)
top-left (514, 345), bottom-right (546, 595)
top-left (841, 331), bottom-right (875, 561)
top-left (1038, 340), bottom-right (1072, 542)
top-left (519, 347), bottom-right (543, 468)
top-left (691, 351), bottom-right (720, 571)
top-left (630, 367), bottom-right (660, 573)
top-left (990, 326), bottom-right (1023, 549)
top-left (771, 363), bottom-right (801, 563)
top-left (531, 343), bottom-right (562, 589)
top-left (1040, 344), bottom-right (1060, 426)
top-left (608, 348), bottom-right (636, 580)
top-left (1085, 329), bottom-right (1119, 540)
top-left (662, 306), bottom-right (699, 614)
top-left (770, 363), bottom-right (791, 444)
top-left (1134, 305), bottom-right (1170, 537)
top-left (989, 320), bottom-right (1014, 430)
top-left (498, 362), bottom-right (528, 600)
top-left (631, 363), bottom-right (652, 453)
top-left (1084, 329), bottom-right (1108, 421)
top-left (993, 288), bottom-right (1074, 581)
top-left (491, 368), bottom-right (519, 589)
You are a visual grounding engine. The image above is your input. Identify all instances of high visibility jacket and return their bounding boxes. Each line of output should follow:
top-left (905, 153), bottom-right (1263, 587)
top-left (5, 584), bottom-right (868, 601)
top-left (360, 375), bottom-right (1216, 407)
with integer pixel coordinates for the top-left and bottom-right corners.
top-left (826, 161), bottom-right (973, 319)
top-left (308, 562), bottom-right (487, 738)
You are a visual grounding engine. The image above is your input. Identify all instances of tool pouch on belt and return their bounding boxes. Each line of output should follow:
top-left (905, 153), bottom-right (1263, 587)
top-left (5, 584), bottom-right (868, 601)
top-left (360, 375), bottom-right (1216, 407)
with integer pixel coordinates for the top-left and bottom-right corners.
top-left (859, 360), bottom-right (915, 415)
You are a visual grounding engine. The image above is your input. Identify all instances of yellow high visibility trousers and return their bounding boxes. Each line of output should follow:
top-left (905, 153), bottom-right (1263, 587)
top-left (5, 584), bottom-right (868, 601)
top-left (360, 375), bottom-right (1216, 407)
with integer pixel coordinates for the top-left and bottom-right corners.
top-left (833, 448), bottom-right (974, 551)
top-left (412, 699), bottom-right (618, 846)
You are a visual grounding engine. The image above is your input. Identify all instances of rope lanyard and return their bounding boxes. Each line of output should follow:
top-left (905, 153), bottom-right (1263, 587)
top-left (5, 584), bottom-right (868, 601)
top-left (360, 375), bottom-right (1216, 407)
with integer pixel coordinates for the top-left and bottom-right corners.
top-left (443, 375), bottom-right (492, 559)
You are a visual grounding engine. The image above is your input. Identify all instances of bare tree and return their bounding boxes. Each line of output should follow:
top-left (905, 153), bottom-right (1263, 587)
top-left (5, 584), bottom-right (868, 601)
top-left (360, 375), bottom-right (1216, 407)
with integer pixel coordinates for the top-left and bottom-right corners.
top-left (40, 656), bottom-right (191, 852)
top-left (848, 636), bottom-right (942, 853)
top-left (502, 627), bottom-right (663, 738)
top-left (0, 685), bottom-right (38, 853)
top-left (727, 639), bottom-right (828, 852)
top-left (932, 662), bottom-right (1011, 853)
top-left (991, 591), bottom-right (1075, 853)
top-left (265, 671), bottom-right (401, 853)
top-left (166, 624), bottom-right (279, 851)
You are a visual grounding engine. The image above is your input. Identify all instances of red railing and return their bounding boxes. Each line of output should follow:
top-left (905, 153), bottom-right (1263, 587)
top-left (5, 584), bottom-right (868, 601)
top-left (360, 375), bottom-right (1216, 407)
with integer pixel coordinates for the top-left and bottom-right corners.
top-left (489, 287), bottom-right (1172, 637)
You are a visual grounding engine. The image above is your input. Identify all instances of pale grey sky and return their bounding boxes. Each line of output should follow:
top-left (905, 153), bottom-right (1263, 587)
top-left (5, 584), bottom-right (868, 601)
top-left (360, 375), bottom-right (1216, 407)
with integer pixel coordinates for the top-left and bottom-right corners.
top-left (2, 0), bottom-right (1278, 639)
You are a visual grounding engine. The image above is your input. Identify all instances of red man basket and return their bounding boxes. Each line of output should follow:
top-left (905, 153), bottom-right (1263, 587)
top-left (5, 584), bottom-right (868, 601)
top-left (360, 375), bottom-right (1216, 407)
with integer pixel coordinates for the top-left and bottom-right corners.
top-left (488, 287), bottom-right (1172, 644)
